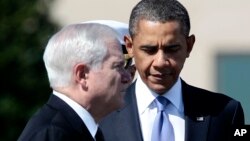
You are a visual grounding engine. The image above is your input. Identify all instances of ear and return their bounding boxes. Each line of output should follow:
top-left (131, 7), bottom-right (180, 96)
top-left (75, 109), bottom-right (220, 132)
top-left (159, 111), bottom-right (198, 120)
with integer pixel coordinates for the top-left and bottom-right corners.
top-left (74, 63), bottom-right (89, 90)
top-left (186, 34), bottom-right (195, 58)
top-left (124, 35), bottom-right (134, 58)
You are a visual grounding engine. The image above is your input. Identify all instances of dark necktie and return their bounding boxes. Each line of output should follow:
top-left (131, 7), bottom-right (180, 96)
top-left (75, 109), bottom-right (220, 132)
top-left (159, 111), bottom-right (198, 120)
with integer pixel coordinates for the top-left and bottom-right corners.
top-left (95, 128), bottom-right (104, 141)
top-left (151, 96), bottom-right (175, 141)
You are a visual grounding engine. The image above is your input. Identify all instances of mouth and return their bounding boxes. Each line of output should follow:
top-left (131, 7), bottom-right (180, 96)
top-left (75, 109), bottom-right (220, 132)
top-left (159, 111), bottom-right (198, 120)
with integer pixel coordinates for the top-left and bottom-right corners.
top-left (149, 72), bottom-right (172, 81)
top-left (151, 72), bottom-right (171, 77)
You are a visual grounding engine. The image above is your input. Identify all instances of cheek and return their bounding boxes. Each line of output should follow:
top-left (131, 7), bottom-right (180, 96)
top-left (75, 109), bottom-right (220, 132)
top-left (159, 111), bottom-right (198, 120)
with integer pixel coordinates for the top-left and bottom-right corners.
top-left (135, 61), bottom-right (148, 77)
top-left (169, 57), bottom-right (186, 71)
top-left (135, 55), bottom-right (152, 69)
top-left (107, 72), bottom-right (122, 87)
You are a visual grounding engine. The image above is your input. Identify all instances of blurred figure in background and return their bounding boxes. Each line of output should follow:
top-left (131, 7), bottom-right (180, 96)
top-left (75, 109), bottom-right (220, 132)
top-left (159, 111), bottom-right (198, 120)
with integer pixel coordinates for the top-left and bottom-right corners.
top-left (83, 20), bottom-right (137, 84)
top-left (18, 23), bottom-right (131, 141)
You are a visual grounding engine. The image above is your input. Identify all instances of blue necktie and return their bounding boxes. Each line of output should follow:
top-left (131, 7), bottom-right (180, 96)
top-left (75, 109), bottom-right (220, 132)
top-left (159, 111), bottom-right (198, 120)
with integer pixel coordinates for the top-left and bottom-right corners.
top-left (151, 96), bottom-right (175, 141)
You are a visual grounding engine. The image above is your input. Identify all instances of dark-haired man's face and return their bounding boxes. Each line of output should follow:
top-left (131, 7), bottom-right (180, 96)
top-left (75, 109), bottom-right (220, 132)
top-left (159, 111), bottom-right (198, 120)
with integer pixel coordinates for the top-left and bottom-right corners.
top-left (126, 20), bottom-right (194, 94)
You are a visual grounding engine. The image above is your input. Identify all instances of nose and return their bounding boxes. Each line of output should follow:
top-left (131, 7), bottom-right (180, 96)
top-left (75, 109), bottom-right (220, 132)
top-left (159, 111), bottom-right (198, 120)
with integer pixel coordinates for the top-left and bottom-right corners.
top-left (153, 51), bottom-right (169, 68)
top-left (121, 68), bottom-right (132, 84)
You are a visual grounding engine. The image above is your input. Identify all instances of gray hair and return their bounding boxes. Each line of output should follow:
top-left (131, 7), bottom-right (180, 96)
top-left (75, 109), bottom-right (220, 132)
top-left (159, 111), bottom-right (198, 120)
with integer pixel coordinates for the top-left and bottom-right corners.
top-left (129, 0), bottom-right (191, 38)
top-left (43, 23), bottom-right (120, 88)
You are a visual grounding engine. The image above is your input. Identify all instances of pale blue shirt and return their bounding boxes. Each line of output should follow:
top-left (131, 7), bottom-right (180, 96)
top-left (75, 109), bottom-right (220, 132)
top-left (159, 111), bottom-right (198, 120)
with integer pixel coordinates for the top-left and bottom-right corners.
top-left (53, 90), bottom-right (98, 139)
top-left (135, 76), bottom-right (185, 141)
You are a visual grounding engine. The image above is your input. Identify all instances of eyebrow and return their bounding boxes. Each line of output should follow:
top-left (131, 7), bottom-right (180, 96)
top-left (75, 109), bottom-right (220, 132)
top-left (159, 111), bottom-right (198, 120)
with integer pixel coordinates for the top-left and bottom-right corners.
top-left (140, 45), bottom-right (158, 48)
top-left (140, 44), bottom-right (180, 48)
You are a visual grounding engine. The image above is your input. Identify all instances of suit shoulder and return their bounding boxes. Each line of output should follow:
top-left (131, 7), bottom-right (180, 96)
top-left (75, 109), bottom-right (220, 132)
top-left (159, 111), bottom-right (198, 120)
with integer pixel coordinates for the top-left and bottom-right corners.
top-left (183, 82), bottom-right (243, 116)
top-left (18, 104), bottom-right (73, 141)
top-left (18, 125), bottom-right (77, 141)
top-left (184, 82), bottom-right (236, 102)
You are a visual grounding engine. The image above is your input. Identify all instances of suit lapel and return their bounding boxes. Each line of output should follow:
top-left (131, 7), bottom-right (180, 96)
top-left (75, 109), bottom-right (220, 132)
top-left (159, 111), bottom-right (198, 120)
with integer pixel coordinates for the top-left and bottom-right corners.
top-left (47, 94), bottom-right (95, 141)
top-left (182, 80), bottom-right (210, 141)
top-left (185, 115), bottom-right (210, 141)
top-left (113, 82), bottom-right (144, 141)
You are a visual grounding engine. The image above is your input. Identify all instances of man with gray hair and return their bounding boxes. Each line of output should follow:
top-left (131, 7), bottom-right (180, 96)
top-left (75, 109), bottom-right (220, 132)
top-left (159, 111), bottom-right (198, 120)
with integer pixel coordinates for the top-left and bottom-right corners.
top-left (18, 23), bottom-right (131, 141)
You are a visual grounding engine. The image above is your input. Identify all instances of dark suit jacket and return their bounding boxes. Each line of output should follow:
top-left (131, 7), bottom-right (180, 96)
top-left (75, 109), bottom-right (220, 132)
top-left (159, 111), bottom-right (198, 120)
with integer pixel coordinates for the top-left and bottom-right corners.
top-left (100, 80), bottom-right (244, 141)
top-left (18, 94), bottom-right (103, 141)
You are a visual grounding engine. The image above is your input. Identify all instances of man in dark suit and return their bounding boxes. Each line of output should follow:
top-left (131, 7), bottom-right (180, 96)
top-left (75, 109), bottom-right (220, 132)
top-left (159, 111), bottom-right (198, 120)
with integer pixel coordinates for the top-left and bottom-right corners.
top-left (18, 23), bottom-right (131, 141)
top-left (99, 0), bottom-right (245, 141)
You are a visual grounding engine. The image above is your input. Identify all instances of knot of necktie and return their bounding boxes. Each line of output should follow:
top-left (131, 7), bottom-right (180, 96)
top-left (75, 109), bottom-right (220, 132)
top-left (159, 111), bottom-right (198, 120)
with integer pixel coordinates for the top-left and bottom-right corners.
top-left (155, 96), bottom-right (169, 112)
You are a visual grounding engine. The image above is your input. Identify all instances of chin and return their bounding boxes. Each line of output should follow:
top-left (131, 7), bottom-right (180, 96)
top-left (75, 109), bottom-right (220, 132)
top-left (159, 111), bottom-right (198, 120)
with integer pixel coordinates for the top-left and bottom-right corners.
top-left (150, 85), bottom-right (171, 94)
top-left (154, 89), bottom-right (168, 95)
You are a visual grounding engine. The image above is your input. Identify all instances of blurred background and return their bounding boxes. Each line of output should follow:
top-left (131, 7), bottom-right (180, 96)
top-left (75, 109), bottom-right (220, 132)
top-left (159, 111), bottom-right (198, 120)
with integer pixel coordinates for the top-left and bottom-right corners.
top-left (0, 0), bottom-right (249, 140)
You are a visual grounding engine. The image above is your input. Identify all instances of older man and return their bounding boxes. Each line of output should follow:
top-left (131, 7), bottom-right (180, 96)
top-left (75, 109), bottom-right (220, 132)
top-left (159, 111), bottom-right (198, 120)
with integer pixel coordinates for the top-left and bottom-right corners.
top-left (18, 23), bottom-right (131, 141)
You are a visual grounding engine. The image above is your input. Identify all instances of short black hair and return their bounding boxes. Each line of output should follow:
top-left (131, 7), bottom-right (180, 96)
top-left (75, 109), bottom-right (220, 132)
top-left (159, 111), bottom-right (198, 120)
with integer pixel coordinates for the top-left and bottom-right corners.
top-left (129, 0), bottom-right (191, 38)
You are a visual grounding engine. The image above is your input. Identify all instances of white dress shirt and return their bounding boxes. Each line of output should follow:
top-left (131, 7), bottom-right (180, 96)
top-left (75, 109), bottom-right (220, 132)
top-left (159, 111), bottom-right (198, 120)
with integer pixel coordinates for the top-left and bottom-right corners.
top-left (53, 91), bottom-right (98, 139)
top-left (135, 76), bottom-right (185, 141)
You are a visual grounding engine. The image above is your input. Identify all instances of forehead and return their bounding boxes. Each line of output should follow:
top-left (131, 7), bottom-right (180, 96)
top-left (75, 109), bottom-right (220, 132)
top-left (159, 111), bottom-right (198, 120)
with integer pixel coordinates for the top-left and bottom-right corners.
top-left (136, 20), bottom-right (182, 36)
top-left (133, 20), bottom-right (185, 44)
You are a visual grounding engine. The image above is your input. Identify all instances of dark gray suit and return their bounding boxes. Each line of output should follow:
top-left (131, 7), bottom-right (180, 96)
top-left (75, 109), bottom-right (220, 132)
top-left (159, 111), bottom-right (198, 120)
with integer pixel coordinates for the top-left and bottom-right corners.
top-left (100, 80), bottom-right (244, 141)
top-left (18, 95), bottom-right (104, 141)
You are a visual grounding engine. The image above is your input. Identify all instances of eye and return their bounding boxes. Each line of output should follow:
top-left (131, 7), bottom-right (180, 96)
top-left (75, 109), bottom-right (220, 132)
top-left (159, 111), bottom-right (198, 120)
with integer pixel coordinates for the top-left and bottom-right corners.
top-left (113, 62), bottom-right (125, 71)
top-left (124, 57), bottom-right (132, 69)
top-left (140, 46), bottom-right (158, 55)
top-left (164, 45), bottom-right (180, 53)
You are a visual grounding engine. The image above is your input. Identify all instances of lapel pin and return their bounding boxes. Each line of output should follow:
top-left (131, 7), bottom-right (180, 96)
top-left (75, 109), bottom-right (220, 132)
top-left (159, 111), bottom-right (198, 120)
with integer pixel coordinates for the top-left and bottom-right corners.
top-left (196, 116), bottom-right (204, 121)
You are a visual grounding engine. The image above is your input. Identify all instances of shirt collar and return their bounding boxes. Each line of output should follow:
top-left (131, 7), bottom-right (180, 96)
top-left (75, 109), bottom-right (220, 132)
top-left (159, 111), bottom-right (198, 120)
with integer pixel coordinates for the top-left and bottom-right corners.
top-left (53, 90), bottom-right (98, 138)
top-left (135, 76), bottom-right (183, 114)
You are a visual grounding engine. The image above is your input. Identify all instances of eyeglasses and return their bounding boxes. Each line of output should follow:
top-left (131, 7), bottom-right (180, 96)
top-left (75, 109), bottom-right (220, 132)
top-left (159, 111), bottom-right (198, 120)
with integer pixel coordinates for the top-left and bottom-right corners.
top-left (124, 54), bottom-right (133, 69)
top-left (122, 45), bottom-right (133, 69)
